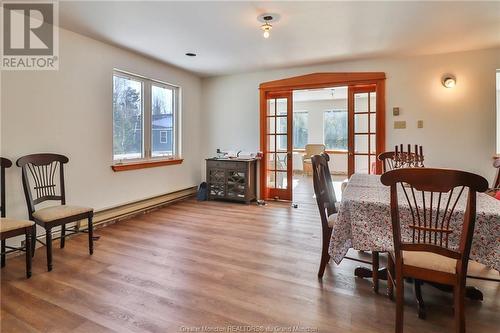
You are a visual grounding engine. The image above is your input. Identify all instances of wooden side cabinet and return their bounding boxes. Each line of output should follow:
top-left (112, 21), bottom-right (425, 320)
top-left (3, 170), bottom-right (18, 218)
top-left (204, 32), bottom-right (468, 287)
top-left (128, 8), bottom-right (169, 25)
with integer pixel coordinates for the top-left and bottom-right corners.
top-left (206, 158), bottom-right (257, 203)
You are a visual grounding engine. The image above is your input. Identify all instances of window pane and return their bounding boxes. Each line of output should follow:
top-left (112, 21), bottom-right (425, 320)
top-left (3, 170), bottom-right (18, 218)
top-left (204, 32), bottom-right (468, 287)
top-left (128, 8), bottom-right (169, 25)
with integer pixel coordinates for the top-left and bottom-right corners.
top-left (113, 75), bottom-right (143, 160)
top-left (277, 135), bottom-right (287, 152)
top-left (267, 153), bottom-right (276, 170)
top-left (354, 93), bottom-right (369, 113)
top-left (324, 110), bottom-right (347, 150)
top-left (355, 155), bottom-right (369, 173)
top-left (276, 172), bottom-right (287, 189)
top-left (276, 98), bottom-right (287, 115)
top-left (293, 112), bottom-right (308, 149)
top-left (276, 153), bottom-right (287, 171)
top-left (354, 113), bottom-right (368, 133)
top-left (355, 134), bottom-right (369, 154)
top-left (152, 85), bottom-right (174, 157)
top-left (267, 99), bottom-right (276, 116)
top-left (276, 116), bottom-right (287, 134)
top-left (268, 135), bottom-right (276, 152)
top-left (370, 113), bottom-right (376, 133)
top-left (267, 117), bottom-right (275, 134)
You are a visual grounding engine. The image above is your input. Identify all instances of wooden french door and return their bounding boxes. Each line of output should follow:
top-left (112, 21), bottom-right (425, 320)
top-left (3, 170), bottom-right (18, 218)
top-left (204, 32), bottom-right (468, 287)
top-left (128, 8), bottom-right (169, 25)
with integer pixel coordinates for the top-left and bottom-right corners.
top-left (259, 73), bottom-right (386, 200)
top-left (348, 85), bottom-right (382, 176)
top-left (262, 91), bottom-right (293, 201)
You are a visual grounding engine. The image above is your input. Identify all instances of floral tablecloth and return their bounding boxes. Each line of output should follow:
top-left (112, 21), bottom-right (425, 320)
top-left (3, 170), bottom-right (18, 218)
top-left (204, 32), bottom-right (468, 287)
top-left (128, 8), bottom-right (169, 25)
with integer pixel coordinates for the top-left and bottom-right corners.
top-left (328, 174), bottom-right (500, 271)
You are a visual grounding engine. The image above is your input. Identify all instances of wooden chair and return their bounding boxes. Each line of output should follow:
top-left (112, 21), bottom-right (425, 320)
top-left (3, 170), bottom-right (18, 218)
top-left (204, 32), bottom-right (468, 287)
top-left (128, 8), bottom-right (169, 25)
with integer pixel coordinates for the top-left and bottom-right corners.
top-left (303, 144), bottom-right (325, 176)
top-left (1, 157), bottom-right (34, 278)
top-left (378, 151), bottom-right (397, 172)
top-left (311, 153), bottom-right (380, 290)
top-left (16, 153), bottom-right (94, 271)
top-left (381, 168), bottom-right (489, 333)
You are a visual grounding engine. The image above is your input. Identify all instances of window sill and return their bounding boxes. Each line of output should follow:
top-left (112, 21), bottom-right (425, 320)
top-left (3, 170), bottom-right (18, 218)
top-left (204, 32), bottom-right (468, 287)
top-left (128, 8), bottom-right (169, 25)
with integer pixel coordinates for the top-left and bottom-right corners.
top-left (111, 158), bottom-right (183, 172)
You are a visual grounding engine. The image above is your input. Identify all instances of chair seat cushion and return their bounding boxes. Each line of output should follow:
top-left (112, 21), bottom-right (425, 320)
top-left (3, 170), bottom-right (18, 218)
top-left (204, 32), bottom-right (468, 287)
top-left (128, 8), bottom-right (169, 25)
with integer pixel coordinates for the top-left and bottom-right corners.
top-left (402, 251), bottom-right (457, 274)
top-left (33, 205), bottom-right (93, 223)
top-left (0, 218), bottom-right (34, 233)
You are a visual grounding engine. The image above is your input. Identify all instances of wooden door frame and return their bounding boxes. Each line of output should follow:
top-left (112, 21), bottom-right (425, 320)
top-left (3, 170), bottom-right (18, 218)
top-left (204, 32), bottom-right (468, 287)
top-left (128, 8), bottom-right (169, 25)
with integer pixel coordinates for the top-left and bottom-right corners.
top-left (259, 72), bottom-right (386, 200)
top-left (347, 84), bottom-right (381, 177)
top-left (264, 91), bottom-right (293, 201)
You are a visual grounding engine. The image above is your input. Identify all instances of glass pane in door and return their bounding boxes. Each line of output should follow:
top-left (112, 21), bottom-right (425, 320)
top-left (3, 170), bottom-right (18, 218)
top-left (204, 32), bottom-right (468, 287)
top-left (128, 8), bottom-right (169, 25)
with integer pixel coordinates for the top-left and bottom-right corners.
top-left (265, 93), bottom-right (291, 200)
top-left (351, 88), bottom-right (377, 175)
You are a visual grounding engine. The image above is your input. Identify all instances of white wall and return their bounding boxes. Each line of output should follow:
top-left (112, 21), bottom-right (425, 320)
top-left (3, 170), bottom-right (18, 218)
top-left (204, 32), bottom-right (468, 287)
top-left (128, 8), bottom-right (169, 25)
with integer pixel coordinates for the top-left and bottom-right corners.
top-left (202, 47), bottom-right (500, 183)
top-left (1, 28), bottom-right (203, 220)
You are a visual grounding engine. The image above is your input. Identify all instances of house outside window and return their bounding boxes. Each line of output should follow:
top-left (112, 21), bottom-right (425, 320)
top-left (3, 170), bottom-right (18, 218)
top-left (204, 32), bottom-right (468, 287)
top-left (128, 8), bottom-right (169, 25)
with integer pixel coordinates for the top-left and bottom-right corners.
top-left (324, 110), bottom-right (348, 151)
top-left (112, 70), bottom-right (179, 162)
top-left (293, 111), bottom-right (308, 149)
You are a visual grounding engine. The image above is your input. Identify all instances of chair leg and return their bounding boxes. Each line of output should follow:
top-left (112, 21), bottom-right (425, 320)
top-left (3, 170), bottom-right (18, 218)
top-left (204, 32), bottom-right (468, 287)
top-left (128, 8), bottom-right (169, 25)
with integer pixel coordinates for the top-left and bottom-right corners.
top-left (1, 239), bottom-right (5, 268)
top-left (318, 227), bottom-right (332, 278)
top-left (60, 224), bottom-right (66, 248)
top-left (414, 279), bottom-right (426, 319)
top-left (25, 229), bottom-right (32, 278)
top-left (45, 228), bottom-right (53, 271)
top-left (31, 224), bottom-right (36, 257)
top-left (395, 269), bottom-right (404, 333)
top-left (88, 216), bottom-right (94, 255)
top-left (387, 254), bottom-right (394, 300)
top-left (372, 251), bottom-right (380, 293)
top-left (454, 282), bottom-right (466, 333)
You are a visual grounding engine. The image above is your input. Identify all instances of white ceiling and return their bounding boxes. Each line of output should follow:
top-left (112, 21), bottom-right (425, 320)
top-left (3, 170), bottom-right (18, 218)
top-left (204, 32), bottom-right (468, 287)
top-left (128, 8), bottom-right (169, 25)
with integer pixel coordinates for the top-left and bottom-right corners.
top-left (59, 1), bottom-right (500, 77)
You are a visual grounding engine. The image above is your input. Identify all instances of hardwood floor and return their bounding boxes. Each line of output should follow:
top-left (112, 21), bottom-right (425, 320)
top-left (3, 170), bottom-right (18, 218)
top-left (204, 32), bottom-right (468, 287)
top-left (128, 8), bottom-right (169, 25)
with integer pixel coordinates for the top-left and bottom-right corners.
top-left (1, 194), bottom-right (499, 333)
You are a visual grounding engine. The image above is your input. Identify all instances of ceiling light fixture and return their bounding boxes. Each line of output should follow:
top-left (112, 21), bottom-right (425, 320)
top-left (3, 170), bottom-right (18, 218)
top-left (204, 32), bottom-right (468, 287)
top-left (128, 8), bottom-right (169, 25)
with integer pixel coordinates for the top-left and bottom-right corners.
top-left (441, 74), bottom-right (456, 88)
top-left (261, 22), bottom-right (272, 39)
top-left (257, 13), bottom-right (279, 39)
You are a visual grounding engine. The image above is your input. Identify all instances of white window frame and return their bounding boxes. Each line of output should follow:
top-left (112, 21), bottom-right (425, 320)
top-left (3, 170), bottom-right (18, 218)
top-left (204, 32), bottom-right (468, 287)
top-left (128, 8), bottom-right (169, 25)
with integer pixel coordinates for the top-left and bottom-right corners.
top-left (159, 130), bottom-right (168, 144)
top-left (112, 69), bottom-right (181, 163)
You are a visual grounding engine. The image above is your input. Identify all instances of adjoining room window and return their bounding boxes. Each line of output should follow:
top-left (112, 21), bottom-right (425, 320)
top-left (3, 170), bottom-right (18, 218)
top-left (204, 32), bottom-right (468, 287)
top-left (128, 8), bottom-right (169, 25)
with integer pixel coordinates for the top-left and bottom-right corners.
top-left (293, 111), bottom-right (308, 149)
top-left (324, 110), bottom-right (348, 151)
top-left (113, 70), bottom-right (179, 162)
top-left (159, 130), bottom-right (168, 144)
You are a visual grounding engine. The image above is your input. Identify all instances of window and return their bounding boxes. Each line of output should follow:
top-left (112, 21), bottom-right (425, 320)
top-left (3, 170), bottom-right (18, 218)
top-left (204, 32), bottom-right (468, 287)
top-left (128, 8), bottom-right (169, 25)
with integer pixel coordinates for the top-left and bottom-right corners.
top-left (324, 110), bottom-right (348, 151)
top-left (293, 112), bottom-right (308, 149)
top-left (159, 130), bottom-right (168, 144)
top-left (113, 70), bottom-right (179, 162)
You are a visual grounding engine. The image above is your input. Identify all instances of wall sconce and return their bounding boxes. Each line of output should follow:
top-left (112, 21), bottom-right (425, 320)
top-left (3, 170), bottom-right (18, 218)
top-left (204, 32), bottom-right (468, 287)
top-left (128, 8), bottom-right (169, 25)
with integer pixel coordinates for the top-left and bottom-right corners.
top-left (441, 74), bottom-right (457, 88)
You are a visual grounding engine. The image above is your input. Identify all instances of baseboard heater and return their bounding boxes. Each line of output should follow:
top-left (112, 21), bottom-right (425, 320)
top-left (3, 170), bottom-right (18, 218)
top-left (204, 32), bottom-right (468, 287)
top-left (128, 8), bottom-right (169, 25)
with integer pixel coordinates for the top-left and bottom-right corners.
top-left (14, 186), bottom-right (197, 251)
top-left (89, 186), bottom-right (197, 228)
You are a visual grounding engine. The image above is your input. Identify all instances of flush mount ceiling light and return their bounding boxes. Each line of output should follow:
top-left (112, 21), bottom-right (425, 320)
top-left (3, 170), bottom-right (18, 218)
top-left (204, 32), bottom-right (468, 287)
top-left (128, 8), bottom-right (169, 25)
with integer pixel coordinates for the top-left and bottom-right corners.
top-left (442, 74), bottom-right (456, 88)
top-left (257, 13), bottom-right (280, 39)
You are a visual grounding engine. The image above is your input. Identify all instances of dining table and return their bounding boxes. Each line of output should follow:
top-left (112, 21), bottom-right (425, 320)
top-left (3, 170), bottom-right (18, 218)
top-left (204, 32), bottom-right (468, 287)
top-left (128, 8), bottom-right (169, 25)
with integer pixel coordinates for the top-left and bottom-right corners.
top-left (328, 173), bottom-right (500, 312)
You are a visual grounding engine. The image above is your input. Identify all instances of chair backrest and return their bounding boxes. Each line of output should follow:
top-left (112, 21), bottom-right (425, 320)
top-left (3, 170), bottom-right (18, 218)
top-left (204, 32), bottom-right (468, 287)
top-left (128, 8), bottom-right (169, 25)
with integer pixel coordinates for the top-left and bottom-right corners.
top-left (311, 153), bottom-right (338, 229)
top-left (16, 153), bottom-right (69, 219)
top-left (378, 151), bottom-right (397, 172)
top-left (304, 144), bottom-right (326, 158)
top-left (1, 157), bottom-right (13, 218)
top-left (493, 158), bottom-right (500, 189)
top-left (381, 168), bottom-right (488, 273)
